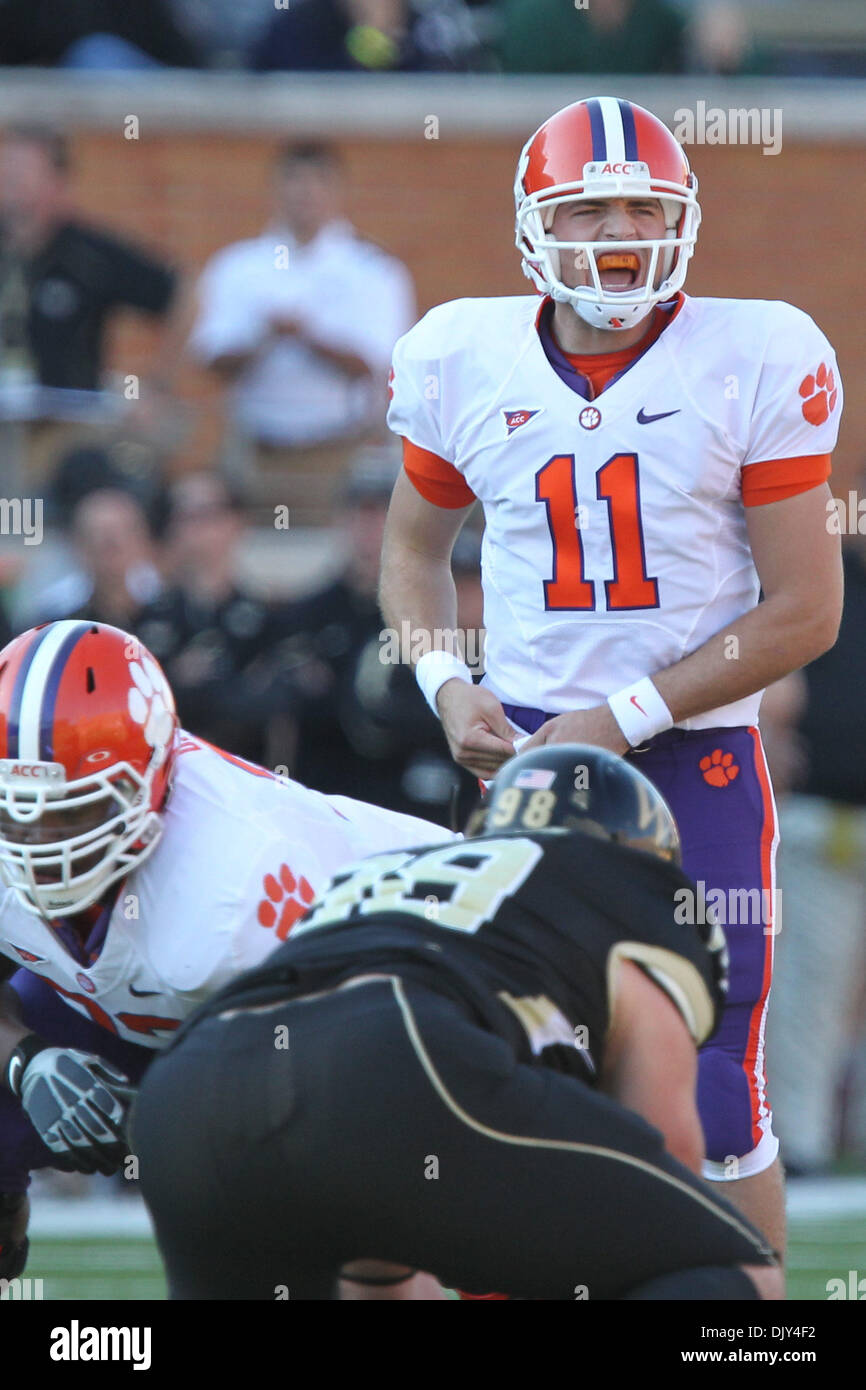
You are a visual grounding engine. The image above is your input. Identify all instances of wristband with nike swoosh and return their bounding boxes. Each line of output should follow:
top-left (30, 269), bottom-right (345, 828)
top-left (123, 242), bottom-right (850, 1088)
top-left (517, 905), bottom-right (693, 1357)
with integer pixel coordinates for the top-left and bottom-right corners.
top-left (607, 677), bottom-right (673, 748)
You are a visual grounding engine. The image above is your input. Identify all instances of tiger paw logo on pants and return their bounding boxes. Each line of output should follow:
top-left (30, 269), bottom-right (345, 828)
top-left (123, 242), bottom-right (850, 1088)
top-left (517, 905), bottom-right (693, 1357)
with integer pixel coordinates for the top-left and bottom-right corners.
top-left (700, 749), bottom-right (739, 787)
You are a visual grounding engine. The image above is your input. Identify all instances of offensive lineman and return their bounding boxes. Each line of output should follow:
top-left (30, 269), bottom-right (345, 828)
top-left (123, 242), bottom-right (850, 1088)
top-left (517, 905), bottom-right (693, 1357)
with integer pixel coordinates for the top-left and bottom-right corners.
top-left (132, 745), bottom-right (781, 1300)
top-left (380, 97), bottom-right (844, 1252)
top-left (0, 619), bottom-right (454, 1279)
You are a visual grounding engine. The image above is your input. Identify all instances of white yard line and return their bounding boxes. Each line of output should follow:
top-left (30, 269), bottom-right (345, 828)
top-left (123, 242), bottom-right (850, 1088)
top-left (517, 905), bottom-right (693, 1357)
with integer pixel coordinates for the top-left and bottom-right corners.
top-left (27, 1178), bottom-right (866, 1240)
top-left (29, 1197), bottom-right (155, 1239)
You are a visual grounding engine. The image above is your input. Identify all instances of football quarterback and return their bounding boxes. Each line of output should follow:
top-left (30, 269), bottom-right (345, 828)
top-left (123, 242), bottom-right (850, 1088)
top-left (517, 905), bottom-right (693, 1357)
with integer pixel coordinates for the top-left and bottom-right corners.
top-left (380, 96), bottom-right (844, 1254)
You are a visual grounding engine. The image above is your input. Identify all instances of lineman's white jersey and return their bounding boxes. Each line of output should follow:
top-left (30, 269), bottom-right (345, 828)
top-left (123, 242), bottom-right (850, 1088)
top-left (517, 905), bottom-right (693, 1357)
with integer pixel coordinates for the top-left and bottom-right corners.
top-left (388, 294), bottom-right (842, 726)
top-left (0, 733), bottom-right (455, 1047)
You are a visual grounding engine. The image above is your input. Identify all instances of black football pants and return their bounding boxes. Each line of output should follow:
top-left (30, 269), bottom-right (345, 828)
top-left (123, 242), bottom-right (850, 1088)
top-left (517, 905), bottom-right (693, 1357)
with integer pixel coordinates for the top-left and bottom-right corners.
top-left (131, 975), bottom-right (775, 1300)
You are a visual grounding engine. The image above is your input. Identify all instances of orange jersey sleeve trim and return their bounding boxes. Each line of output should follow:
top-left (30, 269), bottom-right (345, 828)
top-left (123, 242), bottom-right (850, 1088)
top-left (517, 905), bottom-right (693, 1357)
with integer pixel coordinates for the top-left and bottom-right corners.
top-left (402, 438), bottom-right (477, 509)
top-left (742, 453), bottom-right (831, 507)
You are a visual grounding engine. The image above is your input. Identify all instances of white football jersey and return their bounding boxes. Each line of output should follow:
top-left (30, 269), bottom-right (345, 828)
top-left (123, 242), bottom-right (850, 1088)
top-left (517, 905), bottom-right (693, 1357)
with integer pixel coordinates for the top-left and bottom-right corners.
top-left (0, 733), bottom-right (455, 1048)
top-left (388, 294), bottom-right (842, 727)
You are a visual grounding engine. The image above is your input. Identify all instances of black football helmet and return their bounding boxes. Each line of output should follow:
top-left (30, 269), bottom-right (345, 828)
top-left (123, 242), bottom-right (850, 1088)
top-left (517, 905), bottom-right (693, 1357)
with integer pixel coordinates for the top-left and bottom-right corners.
top-left (469, 743), bottom-right (681, 864)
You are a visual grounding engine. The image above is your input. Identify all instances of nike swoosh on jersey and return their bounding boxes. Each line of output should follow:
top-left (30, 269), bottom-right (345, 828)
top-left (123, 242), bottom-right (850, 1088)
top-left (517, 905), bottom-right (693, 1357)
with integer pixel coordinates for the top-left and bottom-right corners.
top-left (637, 408), bottom-right (682, 424)
top-left (128, 984), bottom-right (161, 998)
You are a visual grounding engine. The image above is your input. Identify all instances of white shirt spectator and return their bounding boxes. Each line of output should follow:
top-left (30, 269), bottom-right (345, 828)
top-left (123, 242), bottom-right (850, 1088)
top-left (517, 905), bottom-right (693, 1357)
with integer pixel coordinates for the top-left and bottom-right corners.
top-left (190, 218), bottom-right (416, 446)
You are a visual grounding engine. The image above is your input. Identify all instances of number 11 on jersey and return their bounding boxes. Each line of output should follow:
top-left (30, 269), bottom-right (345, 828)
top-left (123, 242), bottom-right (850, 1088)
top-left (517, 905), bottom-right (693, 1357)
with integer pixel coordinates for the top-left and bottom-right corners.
top-left (536, 453), bottom-right (660, 612)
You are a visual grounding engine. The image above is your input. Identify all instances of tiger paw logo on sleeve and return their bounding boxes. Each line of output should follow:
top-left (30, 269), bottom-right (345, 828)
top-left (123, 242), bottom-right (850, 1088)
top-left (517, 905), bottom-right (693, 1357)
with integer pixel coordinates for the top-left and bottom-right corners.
top-left (799, 363), bottom-right (838, 426)
top-left (258, 864), bottom-right (316, 940)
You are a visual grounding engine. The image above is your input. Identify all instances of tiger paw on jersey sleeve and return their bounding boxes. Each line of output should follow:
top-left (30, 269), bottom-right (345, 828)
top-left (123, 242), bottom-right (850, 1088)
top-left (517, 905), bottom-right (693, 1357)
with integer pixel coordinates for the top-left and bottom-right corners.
top-left (257, 865), bottom-right (316, 941)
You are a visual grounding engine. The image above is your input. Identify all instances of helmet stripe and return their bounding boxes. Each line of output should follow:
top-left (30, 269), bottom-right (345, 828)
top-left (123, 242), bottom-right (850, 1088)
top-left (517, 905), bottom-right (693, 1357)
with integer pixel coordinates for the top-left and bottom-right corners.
top-left (6, 625), bottom-right (54, 759)
top-left (597, 97), bottom-right (626, 163)
top-left (39, 621), bottom-right (93, 761)
top-left (617, 99), bottom-right (638, 160)
top-left (585, 98), bottom-right (606, 160)
top-left (17, 620), bottom-right (91, 761)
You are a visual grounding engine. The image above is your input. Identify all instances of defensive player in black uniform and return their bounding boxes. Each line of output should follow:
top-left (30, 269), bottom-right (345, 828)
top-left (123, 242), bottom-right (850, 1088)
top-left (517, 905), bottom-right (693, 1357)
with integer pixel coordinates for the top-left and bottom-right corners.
top-left (132, 745), bottom-right (781, 1300)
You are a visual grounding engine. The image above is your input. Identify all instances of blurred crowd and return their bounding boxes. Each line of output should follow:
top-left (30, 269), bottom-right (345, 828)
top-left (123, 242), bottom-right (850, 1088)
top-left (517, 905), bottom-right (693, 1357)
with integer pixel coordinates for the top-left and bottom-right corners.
top-left (0, 0), bottom-right (865, 77)
top-left (0, 123), bottom-right (479, 831)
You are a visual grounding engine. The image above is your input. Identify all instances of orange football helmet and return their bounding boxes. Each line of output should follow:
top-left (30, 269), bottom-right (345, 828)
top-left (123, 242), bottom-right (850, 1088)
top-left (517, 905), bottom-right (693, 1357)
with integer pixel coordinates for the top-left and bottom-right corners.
top-left (514, 96), bottom-right (701, 331)
top-left (0, 621), bottom-right (178, 919)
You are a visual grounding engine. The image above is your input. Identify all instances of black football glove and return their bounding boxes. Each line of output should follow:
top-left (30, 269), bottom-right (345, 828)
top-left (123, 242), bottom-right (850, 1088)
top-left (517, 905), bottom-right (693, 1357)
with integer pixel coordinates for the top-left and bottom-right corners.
top-left (6, 1038), bottom-right (136, 1176)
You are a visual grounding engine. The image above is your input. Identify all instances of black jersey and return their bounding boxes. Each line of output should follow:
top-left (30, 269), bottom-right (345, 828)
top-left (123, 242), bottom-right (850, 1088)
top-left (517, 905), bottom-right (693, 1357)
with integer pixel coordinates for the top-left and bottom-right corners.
top-left (189, 832), bottom-right (728, 1084)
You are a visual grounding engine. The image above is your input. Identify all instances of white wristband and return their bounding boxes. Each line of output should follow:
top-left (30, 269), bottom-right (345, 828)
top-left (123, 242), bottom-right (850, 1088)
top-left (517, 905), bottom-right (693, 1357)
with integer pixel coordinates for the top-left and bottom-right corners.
top-left (607, 677), bottom-right (673, 748)
top-left (415, 650), bottom-right (473, 717)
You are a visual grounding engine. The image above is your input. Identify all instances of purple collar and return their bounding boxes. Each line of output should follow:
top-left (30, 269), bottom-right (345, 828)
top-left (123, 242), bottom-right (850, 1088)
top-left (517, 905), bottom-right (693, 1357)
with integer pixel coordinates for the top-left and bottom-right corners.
top-left (51, 889), bottom-right (118, 966)
top-left (536, 296), bottom-right (680, 400)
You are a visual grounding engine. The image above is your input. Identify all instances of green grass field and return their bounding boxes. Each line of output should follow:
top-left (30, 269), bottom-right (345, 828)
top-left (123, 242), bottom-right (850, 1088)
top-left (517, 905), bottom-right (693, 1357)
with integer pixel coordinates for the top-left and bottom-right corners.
top-left (786, 1217), bottom-right (865, 1301)
top-left (23, 1235), bottom-right (167, 1301)
top-left (12, 1206), bottom-right (862, 1301)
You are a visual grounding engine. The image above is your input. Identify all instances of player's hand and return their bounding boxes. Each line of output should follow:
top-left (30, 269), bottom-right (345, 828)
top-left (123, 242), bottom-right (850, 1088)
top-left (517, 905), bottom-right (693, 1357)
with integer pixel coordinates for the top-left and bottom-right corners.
top-left (520, 705), bottom-right (630, 756)
top-left (436, 680), bottom-right (517, 778)
top-left (16, 1048), bottom-right (136, 1176)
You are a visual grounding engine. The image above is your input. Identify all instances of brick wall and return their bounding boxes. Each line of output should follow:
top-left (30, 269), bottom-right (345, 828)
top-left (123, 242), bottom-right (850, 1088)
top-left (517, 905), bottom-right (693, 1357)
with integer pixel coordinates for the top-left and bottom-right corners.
top-left (74, 129), bottom-right (861, 490)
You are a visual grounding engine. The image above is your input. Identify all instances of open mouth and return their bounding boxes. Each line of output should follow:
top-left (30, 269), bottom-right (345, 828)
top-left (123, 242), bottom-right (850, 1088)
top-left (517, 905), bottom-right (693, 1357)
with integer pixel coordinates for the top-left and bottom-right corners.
top-left (595, 251), bottom-right (641, 291)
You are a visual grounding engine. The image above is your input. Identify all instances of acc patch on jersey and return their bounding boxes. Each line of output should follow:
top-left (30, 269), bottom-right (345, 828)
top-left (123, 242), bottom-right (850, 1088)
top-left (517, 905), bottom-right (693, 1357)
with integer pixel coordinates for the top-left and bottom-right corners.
top-left (503, 408), bottom-right (541, 437)
top-left (10, 945), bottom-right (45, 963)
